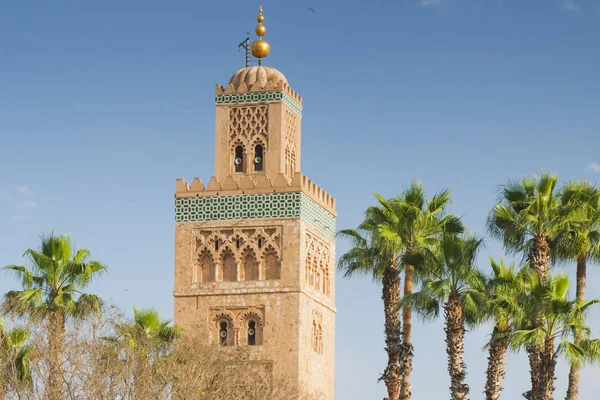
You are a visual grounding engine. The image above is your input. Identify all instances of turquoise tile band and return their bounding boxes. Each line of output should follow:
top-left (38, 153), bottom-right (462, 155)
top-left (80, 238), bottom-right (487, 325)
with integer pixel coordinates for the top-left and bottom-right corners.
top-left (175, 192), bottom-right (335, 238)
top-left (215, 91), bottom-right (302, 116)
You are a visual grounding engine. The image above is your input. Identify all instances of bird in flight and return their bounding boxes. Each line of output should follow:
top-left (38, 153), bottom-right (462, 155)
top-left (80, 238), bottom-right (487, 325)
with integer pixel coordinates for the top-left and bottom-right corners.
top-left (307, 7), bottom-right (316, 13)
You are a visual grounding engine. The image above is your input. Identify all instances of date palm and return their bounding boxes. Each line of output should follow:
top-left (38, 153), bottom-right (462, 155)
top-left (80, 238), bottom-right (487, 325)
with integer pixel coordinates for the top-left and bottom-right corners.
top-left (555, 181), bottom-right (600, 400)
top-left (338, 207), bottom-right (402, 399)
top-left (401, 234), bottom-right (483, 400)
top-left (112, 307), bottom-right (181, 399)
top-left (374, 182), bottom-right (464, 400)
top-left (0, 320), bottom-right (33, 399)
top-left (469, 259), bottom-right (532, 400)
top-left (487, 172), bottom-right (571, 399)
top-left (507, 274), bottom-right (600, 400)
top-left (2, 233), bottom-right (106, 400)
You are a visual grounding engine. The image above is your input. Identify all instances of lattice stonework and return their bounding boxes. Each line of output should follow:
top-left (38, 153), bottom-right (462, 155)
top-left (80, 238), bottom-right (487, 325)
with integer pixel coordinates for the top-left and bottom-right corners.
top-left (215, 91), bottom-right (302, 116)
top-left (175, 193), bottom-right (335, 239)
top-left (229, 106), bottom-right (268, 149)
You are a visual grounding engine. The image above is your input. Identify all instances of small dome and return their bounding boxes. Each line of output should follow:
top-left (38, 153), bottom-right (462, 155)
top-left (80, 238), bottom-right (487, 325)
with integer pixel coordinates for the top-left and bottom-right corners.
top-left (228, 66), bottom-right (287, 90)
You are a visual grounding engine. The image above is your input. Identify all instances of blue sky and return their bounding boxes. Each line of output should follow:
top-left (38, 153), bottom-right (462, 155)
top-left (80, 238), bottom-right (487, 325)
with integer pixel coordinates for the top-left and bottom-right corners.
top-left (1, 0), bottom-right (600, 398)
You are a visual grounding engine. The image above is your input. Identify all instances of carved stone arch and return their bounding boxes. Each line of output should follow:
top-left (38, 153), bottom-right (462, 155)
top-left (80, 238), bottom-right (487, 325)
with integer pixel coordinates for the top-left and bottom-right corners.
top-left (250, 136), bottom-right (267, 150)
top-left (211, 310), bottom-right (236, 326)
top-left (220, 247), bottom-right (237, 282)
top-left (230, 137), bottom-right (248, 153)
top-left (212, 310), bottom-right (235, 346)
top-left (237, 309), bottom-right (264, 328)
top-left (238, 309), bottom-right (264, 346)
top-left (241, 246), bottom-right (259, 281)
top-left (260, 244), bottom-right (280, 261)
top-left (262, 245), bottom-right (281, 280)
top-left (197, 248), bottom-right (216, 283)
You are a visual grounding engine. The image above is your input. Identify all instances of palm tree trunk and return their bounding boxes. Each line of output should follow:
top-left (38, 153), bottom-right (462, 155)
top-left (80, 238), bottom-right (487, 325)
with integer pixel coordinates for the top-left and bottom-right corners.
top-left (485, 325), bottom-right (509, 400)
top-left (528, 236), bottom-right (550, 283)
top-left (399, 264), bottom-right (414, 400)
top-left (381, 264), bottom-right (402, 400)
top-left (524, 235), bottom-right (550, 400)
top-left (565, 254), bottom-right (586, 400)
top-left (540, 335), bottom-right (556, 400)
top-left (47, 312), bottom-right (65, 400)
top-left (445, 291), bottom-right (469, 400)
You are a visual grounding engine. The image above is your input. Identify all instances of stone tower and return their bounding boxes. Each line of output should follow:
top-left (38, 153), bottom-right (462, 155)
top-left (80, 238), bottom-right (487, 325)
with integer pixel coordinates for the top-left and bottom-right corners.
top-left (173, 7), bottom-right (336, 399)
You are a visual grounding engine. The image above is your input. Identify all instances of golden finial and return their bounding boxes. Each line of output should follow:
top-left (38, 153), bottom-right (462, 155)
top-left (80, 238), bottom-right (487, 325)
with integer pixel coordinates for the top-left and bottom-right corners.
top-left (251, 6), bottom-right (270, 63)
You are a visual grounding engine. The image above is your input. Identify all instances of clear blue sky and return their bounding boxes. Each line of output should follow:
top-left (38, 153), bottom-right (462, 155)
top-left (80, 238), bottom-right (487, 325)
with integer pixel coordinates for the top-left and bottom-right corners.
top-left (1, 1), bottom-right (600, 398)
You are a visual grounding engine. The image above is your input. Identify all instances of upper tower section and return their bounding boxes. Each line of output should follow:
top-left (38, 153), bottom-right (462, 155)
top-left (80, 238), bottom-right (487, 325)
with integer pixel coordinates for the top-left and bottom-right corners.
top-left (213, 7), bottom-right (303, 185)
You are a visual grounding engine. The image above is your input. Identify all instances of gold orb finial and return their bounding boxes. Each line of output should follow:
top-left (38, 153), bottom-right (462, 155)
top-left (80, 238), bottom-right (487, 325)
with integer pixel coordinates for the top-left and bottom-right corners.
top-left (251, 6), bottom-right (270, 60)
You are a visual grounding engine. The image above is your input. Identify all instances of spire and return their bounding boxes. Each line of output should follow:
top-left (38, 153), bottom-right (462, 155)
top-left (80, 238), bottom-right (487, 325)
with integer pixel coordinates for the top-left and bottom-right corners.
top-left (251, 6), bottom-right (270, 65)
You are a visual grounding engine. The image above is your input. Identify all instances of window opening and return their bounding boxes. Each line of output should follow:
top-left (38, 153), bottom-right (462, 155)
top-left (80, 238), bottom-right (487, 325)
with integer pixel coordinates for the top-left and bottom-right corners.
top-left (254, 145), bottom-right (264, 172)
top-left (219, 322), bottom-right (228, 346)
top-left (248, 321), bottom-right (256, 345)
top-left (234, 146), bottom-right (244, 173)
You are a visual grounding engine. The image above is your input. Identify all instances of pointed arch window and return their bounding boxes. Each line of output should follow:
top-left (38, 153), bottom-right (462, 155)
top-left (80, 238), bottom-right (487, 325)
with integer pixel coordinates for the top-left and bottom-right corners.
top-left (234, 145), bottom-right (244, 173)
top-left (219, 321), bottom-right (229, 346)
top-left (200, 254), bottom-right (215, 282)
top-left (244, 253), bottom-right (258, 281)
top-left (265, 252), bottom-right (280, 280)
top-left (248, 320), bottom-right (256, 345)
top-left (254, 144), bottom-right (264, 172)
top-left (222, 253), bottom-right (237, 282)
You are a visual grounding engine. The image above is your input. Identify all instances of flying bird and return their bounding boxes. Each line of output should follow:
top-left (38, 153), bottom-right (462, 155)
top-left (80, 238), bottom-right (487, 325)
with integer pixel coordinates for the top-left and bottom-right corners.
top-left (307, 7), bottom-right (316, 13)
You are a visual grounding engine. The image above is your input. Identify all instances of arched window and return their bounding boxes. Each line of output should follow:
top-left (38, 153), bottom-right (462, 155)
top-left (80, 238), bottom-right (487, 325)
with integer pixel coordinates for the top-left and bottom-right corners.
top-left (200, 254), bottom-right (214, 282)
top-left (265, 253), bottom-right (280, 280)
top-left (318, 324), bottom-right (323, 354)
top-left (248, 320), bottom-right (256, 346)
top-left (222, 254), bottom-right (237, 282)
top-left (244, 253), bottom-right (257, 281)
top-left (254, 145), bottom-right (264, 172)
top-left (234, 146), bottom-right (244, 173)
top-left (219, 321), bottom-right (228, 346)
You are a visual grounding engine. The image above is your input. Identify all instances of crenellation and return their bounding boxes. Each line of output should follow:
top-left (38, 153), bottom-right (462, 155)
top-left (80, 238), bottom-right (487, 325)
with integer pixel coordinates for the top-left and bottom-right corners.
top-left (237, 175), bottom-right (255, 189)
top-left (206, 176), bottom-right (222, 191)
top-left (176, 178), bottom-right (190, 192)
top-left (191, 178), bottom-right (205, 191)
top-left (222, 175), bottom-right (239, 190)
top-left (175, 173), bottom-right (336, 215)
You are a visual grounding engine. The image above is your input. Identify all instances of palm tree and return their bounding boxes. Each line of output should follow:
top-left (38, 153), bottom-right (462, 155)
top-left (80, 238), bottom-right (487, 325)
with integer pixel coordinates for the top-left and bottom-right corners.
top-left (555, 181), bottom-right (600, 400)
top-left (469, 259), bottom-right (531, 400)
top-left (338, 223), bottom-right (401, 399)
top-left (507, 274), bottom-right (600, 400)
top-left (0, 319), bottom-right (33, 399)
top-left (487, 172), bottom-right (570, 399)
top-left (401, 234), bottom-right (483, 400)
top-left (2, 233), bottom-right (106, 400)
top-left (113, 307), bottom-right (181, 399)
top-left (375, 182), bottom-right (464, 400)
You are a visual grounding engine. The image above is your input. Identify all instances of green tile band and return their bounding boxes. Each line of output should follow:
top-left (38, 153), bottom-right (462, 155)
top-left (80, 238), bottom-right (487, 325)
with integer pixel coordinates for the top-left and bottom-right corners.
top-left (215, 91), bottom-right (302, 116)
top-left (175, 192), bottom-right (335, 238)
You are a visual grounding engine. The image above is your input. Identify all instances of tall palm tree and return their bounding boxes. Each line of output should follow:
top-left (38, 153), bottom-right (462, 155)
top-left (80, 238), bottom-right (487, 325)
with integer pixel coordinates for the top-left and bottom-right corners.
top-left (0, 320), bottom-right (33, 399)
top-left (469, 259), bottom-right (531, 400)
top-left (507, 274), bottom-right (600, 400)
top-left (2, 233), bottom-right (106, 400)
top-left (487, 172), bottom-right (570, 399)
top-left (113, 307), bottom-right (181, 399)
top-left (338, 224), bottom-right (401, 399)
top-left (375, 182), bottom-right (464, 400)
top-left (555, 181), bottom-right (600, 400)
top-left (401, 234), bottom-right (483, 400)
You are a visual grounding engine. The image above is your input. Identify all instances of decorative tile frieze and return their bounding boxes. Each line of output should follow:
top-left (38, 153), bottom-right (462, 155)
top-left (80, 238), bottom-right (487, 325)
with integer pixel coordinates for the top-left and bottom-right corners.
top-left (175, 192), bottom-right (335, 238)
top-left (215, 91), bottom-right (302, 116)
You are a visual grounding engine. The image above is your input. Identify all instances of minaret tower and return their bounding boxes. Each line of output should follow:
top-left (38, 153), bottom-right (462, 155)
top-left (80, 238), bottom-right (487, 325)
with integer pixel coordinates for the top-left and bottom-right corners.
top-left (173, 7), bottom-right (336, 399)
